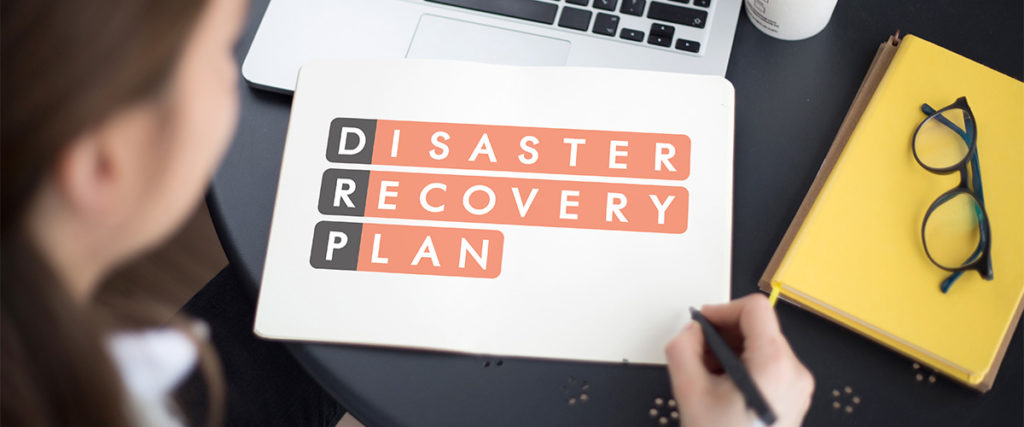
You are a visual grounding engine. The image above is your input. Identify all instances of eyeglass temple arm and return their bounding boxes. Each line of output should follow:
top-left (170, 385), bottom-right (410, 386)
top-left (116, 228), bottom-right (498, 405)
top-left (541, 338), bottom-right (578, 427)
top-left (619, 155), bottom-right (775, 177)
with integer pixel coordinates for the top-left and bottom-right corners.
top-left (941, 270), bottom-right (965, 293)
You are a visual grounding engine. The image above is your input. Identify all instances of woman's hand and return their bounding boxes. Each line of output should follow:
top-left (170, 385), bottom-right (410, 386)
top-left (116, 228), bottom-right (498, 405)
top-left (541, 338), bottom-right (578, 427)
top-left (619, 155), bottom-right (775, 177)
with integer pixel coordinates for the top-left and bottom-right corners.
top-left (665, 294), bottom-right (814, 427)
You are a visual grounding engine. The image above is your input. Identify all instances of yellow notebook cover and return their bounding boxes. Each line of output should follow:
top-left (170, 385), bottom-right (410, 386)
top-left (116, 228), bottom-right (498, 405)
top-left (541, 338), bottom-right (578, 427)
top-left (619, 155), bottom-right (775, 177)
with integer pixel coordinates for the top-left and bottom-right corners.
top-left (760, 34), bottom-right (1024, 391)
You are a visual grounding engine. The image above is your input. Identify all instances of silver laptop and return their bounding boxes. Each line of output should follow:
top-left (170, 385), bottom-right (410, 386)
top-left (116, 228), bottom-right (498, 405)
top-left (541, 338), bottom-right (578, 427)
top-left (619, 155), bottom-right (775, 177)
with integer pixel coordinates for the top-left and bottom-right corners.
top-left (243, 0), bottom-right (742, 93)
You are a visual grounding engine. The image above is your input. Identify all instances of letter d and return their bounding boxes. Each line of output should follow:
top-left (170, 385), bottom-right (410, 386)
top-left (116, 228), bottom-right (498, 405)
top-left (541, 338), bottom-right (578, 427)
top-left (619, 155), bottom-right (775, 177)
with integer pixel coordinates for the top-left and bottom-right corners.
top-left (326, 118), bottom-right (377, 164)
top-left (337, 127), bottom-right (366, 156)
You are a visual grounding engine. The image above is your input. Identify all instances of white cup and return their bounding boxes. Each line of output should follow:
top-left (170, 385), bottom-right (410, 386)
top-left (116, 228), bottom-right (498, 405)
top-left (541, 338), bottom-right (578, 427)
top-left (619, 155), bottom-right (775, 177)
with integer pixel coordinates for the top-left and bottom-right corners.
top-left (744, 0), bottom-right (838, 41)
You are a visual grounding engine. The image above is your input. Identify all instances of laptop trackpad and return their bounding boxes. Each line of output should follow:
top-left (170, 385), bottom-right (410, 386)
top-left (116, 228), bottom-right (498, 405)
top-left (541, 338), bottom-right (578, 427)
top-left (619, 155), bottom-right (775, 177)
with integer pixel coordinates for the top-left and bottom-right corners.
top-left (406, 15), bottom-right (570, 65)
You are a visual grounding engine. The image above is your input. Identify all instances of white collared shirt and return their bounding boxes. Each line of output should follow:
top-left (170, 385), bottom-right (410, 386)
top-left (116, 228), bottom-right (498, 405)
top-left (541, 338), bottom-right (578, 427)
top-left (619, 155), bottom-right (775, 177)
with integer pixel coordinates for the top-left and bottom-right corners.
top-left (107, 328), bottom-right (198, 427)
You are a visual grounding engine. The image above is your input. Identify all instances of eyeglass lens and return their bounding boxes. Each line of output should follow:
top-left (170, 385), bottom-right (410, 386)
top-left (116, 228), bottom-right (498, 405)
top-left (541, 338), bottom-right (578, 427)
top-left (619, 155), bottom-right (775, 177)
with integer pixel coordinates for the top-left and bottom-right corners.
top-left (915, 107), bottom-right (971, 170)
top-left (923, 190), bottom-right (984, 269)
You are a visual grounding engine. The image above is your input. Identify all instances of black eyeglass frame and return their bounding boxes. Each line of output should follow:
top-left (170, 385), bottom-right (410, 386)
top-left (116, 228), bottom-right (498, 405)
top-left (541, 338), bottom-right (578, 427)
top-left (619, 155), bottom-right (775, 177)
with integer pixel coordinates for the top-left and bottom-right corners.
top-left (912, 96), bottom-right (994, 293)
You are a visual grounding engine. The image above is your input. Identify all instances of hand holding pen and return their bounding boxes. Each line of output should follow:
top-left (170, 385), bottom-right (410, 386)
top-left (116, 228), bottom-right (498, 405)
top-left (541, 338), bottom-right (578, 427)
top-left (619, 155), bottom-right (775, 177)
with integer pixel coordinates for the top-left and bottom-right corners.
top-left (666, 294), bottom-right (814, 427)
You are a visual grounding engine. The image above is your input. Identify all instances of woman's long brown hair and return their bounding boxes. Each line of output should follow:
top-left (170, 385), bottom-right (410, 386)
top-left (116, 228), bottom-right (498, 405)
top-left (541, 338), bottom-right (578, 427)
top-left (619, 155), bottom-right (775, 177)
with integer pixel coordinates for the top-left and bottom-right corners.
top-left (2, 1), bottom-right (223, 425)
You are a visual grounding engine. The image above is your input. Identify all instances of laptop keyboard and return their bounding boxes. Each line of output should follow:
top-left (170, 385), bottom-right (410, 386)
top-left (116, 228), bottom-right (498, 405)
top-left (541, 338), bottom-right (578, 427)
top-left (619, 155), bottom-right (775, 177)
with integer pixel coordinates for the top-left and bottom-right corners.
top-left (423, 0), bottom-right (712, 55)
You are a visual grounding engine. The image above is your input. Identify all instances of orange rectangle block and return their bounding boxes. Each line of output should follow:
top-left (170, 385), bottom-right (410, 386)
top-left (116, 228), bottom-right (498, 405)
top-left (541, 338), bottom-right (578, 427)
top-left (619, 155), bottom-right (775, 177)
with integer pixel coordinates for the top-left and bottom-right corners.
top-left (371, 119), bottom-right (690, 180)
top-left (356, 223), bottom-right (504, 278)
top-left (364, 171), bottom-right (688, 233)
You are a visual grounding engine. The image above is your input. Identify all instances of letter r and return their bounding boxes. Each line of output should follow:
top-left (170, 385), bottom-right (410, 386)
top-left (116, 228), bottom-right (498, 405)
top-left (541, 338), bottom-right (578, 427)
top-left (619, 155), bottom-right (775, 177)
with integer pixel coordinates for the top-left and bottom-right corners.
top-left (334, 178), bottom-right (357, 208)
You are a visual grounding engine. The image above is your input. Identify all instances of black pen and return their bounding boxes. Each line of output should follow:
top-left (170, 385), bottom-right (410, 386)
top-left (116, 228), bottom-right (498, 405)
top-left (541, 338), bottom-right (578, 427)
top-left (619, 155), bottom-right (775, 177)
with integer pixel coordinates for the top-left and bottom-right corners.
top-left (689, 307), bottom-right (777, 426)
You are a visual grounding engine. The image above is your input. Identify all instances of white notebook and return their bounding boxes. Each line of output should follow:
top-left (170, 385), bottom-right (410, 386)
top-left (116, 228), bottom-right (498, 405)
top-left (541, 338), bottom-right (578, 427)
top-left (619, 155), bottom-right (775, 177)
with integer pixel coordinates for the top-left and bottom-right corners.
top-left (254, 59), bottom-right (735, 365)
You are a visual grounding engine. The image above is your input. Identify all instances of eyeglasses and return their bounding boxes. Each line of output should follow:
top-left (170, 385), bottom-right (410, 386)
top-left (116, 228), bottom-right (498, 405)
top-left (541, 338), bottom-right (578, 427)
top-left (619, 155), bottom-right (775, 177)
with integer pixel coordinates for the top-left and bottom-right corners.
top-left (912, 96), bottom-right (993, 293)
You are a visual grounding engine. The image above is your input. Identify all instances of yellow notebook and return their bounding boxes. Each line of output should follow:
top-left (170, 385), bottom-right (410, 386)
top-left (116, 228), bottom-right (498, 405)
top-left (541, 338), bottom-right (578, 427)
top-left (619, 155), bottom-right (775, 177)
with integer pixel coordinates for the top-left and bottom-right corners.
top-left (760, 34), bottom-right (1024, 391)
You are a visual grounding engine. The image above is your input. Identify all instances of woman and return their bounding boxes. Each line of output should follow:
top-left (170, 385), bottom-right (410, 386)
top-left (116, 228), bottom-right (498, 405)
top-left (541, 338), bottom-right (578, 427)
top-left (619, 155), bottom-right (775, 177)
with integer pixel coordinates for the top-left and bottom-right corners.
top-left (3, 0), bottom-right (244, 425)
top-left (1, 0), bottom-right (813, 425)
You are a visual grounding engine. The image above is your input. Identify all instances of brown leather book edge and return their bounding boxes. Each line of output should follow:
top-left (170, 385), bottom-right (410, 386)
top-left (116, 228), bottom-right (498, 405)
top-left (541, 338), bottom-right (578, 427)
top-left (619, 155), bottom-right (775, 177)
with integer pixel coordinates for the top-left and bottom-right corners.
top-left (757, 34), bottom-right (902, 295)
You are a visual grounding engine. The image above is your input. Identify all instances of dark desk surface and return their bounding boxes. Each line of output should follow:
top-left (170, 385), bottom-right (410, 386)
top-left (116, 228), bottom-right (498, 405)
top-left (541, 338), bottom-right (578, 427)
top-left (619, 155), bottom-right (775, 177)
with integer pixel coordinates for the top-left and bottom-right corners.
top-left (209, 1), bottom-right (1023, 425)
